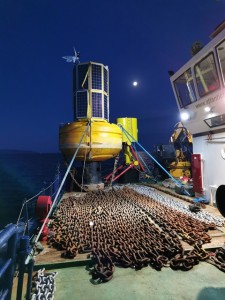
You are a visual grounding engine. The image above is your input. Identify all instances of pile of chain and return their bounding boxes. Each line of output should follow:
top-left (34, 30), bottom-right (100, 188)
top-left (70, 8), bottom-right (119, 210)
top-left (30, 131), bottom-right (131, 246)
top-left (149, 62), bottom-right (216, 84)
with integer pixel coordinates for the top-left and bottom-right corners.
top-left (128, 184), bottom-right (224, 227)
top-left (31, 268), bottom-right (58, 300)
top-left (47, 186), bottom-right (225, 283)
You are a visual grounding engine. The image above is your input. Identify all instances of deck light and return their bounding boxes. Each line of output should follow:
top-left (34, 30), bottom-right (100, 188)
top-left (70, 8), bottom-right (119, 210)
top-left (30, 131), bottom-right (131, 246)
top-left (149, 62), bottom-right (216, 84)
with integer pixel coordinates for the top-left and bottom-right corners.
top-left (204, 106), bottom-right (211, 112)
top-left (180, 111), bottom-right (190, 121)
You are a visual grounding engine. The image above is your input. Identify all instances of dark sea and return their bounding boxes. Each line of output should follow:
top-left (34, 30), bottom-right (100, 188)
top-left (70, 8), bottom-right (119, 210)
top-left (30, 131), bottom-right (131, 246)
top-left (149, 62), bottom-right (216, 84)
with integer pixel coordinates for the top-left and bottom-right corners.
top-left (0, 153), bottom-right (117, 230)
top-left (0, 151), bottom-right (152, 230)
top-left (0, 153), bottom-right (63, 229)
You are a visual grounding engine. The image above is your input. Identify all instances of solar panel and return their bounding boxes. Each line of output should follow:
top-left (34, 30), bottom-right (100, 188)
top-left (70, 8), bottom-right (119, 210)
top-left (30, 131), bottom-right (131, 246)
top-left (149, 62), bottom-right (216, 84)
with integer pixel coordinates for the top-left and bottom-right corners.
top-left (73, 62), bottom-right (110, 120)
top-left (92, 92), bottom-right (102, 118)
top-left (92, 64), bottom-right (102, 90)
top-left (76, 91), bottom-right (88, 118)
top-left (77, 64), bottom-right (89, 89)
top-left (104, 95), bottom-right (108, 120)
top-left (104, 67), bottom-right (108, 93)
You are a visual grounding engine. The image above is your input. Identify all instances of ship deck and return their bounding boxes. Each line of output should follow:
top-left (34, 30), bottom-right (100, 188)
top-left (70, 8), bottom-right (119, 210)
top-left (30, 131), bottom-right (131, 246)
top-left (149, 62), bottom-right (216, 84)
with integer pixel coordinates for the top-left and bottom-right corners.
top-left (12, 186), bottom-right (225, 300)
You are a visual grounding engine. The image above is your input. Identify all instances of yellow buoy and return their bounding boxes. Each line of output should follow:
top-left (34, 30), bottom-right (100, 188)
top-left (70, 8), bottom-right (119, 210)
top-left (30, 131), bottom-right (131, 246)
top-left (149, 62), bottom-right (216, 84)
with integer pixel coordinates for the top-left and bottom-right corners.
top-left (59, 120), bottom-right (122, 161)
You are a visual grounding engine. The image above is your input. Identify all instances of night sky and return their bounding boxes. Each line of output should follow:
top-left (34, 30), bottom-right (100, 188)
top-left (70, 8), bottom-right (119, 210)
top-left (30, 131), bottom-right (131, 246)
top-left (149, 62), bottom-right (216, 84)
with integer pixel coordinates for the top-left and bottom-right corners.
top-left (1, 0), bottom-right (225, 153)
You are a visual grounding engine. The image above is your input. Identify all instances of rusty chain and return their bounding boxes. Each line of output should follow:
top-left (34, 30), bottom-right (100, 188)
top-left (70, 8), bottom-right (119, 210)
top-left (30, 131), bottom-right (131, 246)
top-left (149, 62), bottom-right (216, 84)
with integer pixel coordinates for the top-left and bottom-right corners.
top-left (47, 186), bottom-right (225, 283)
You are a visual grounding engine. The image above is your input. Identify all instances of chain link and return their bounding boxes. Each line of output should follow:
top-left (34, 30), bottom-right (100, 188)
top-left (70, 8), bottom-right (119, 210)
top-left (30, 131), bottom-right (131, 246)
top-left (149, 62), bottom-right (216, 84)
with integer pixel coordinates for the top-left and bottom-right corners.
top-left (47, 186), bottom-right (225, 283)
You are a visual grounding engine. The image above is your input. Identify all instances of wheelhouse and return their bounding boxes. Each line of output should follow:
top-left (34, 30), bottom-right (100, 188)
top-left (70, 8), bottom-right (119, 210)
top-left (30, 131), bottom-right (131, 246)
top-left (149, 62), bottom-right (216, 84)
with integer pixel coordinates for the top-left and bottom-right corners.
top-left (170, 22), bottom-right (225, 207)
top-left (170, 24), bottom-right (225, 135)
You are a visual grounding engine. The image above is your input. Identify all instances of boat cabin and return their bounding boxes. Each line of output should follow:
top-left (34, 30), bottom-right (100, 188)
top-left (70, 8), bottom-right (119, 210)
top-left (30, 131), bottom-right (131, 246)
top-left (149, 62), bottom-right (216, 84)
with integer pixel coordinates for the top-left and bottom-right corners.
top-left (170, 21), bottom-right (225, 208)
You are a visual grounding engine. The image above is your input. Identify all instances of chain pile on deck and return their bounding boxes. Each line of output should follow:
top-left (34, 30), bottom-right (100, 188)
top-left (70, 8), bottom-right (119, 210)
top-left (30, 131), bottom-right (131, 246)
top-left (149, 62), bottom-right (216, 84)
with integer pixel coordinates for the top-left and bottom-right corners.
top-left (47, 186), bottom-right (225, 283)
top-left (128, 184), bottom-right (224, 226)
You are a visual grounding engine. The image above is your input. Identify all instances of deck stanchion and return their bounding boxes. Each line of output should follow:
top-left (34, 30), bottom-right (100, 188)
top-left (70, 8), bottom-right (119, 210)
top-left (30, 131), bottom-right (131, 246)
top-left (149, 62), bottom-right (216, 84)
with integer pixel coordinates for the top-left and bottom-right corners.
top-left (26, 259), bottom-right (34, 300)
top-left (16, 236), bottom-right (30, 300)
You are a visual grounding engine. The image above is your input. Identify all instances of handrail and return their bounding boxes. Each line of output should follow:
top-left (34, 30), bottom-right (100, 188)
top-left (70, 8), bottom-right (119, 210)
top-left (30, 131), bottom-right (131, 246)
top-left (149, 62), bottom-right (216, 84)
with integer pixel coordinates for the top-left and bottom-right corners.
top-left (16, 170), bottom-right (61, 225)
top-left (0, 224), bottom-right (18, 300)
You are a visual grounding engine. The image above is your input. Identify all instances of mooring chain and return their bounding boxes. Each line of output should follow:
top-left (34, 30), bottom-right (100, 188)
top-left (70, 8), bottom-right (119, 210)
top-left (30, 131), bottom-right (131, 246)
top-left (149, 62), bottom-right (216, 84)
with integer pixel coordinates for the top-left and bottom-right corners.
top-left (119, 187), bottom-right (213, 244)
top-left (31, 268), bottom-right (58, 300)
top-left (127, 184), bottom-right (224, 226)
top-left (206, 247), bottom-right (225, 272)
top-left (47, 187), bottom-right (224, 283)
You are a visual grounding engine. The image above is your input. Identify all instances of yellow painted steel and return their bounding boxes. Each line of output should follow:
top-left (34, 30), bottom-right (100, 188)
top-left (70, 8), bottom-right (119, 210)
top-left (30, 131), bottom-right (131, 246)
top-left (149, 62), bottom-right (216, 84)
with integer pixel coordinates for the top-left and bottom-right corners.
top-left (116, 117), bottom-right (138, 165)
top-left (116, 118), bottom-right (138, 143)
top-left (170, 121), bottom-right (193, 144)
top-left (59, 120), bottom-right (122, 161)
top-left (169, 161), bottom-right (191, 178)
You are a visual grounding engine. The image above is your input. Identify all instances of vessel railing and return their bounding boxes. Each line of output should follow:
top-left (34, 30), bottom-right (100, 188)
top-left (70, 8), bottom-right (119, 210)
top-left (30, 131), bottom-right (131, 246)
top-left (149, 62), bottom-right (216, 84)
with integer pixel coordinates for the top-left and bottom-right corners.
top-left (16, 168), bottom-right (61, 232)
top-left (0, 224), bottom-right (18, 300)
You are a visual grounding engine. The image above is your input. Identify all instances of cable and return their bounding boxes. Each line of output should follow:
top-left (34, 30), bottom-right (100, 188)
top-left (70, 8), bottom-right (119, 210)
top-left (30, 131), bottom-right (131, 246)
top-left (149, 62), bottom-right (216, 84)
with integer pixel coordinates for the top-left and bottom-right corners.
top-left (118, 124), bottom-right (190, 196)
top-left (35, 121), bottom-right (90, 243)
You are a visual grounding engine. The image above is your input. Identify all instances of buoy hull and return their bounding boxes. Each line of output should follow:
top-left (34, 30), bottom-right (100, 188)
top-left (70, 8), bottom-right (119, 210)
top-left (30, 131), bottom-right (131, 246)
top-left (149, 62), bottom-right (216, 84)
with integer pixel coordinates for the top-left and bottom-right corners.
top-left (59, 120), bottom-right (122, 161)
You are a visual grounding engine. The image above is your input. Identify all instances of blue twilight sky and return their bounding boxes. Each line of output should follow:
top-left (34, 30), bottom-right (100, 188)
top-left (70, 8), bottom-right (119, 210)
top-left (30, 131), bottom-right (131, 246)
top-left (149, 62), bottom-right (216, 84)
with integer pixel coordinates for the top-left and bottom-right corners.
top-left (0, 0), bottom-right (224, 153)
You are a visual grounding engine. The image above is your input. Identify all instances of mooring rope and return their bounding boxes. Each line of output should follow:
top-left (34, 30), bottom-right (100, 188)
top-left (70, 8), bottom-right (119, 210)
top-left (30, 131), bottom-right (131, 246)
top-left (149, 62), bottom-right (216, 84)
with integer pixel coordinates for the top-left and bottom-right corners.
top-left (118, 124), bottom-right (191, 196)
top-left (34, 121), bottom-right (90, 244)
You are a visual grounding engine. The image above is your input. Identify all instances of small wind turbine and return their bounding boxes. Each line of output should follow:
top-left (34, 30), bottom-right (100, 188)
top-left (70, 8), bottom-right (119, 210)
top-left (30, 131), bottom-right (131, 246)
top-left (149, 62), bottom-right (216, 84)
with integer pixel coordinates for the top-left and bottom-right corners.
top-left (62, 47), bottom-right (80, 64)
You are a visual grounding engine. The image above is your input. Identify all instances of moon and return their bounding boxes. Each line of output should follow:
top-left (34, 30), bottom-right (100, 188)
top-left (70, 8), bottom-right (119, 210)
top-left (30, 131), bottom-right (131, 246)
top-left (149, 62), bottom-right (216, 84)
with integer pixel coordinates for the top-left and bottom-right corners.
top-left (132, 81), bottom-right (138, 86)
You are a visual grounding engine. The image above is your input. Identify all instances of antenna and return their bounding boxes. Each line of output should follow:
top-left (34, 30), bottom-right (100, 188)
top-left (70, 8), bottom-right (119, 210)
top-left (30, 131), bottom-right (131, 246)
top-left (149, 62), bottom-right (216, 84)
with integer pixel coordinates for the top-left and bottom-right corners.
top-left (62, 47), bottom-right (80, 64)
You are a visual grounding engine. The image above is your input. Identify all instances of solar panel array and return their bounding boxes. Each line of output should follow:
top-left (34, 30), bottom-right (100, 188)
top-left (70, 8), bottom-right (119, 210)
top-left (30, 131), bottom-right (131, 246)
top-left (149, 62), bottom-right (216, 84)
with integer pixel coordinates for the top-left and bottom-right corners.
top-left (73, 62), bottom-right (109, 120)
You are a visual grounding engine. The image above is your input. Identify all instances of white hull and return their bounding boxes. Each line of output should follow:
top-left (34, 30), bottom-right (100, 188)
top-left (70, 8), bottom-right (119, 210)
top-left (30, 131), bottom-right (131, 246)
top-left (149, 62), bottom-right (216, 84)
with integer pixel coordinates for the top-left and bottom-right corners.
top-left (193, 133), bottom-right (225, 203)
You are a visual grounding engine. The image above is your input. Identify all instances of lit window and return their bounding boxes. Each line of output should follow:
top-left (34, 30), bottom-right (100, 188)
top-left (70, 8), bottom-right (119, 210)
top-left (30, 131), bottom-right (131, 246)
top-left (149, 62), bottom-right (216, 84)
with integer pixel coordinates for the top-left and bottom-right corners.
top-left (174, 68), bottom-right (197, 108)
top-left (194, 53), bottom-right (220, 97)
top-left (217, 40), bottom-right (225, 85)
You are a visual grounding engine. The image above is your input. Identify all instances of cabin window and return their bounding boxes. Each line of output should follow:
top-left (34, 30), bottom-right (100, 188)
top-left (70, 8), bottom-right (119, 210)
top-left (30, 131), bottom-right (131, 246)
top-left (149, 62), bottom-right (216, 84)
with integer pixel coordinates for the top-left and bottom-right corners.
top-left (194, 53), bottom-right (220, 97)
top-left (204, 114), bottom-right (225, 128)
top-left (173, 68), bottom-right (197, 108)
top-left (216, 40), bottom-right (225, 85)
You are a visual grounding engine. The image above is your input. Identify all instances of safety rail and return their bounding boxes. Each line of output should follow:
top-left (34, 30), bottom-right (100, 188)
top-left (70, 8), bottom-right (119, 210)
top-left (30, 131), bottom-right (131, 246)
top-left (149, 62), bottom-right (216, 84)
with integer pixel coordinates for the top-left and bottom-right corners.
top-left (0, 123), bottom-right (90, 300)
top-left (0, 224), bottom-right (18, 300)
top-left (16, 166), bottom-right (61, 237)
top-left (0, 164), bottom-right (62, 300)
